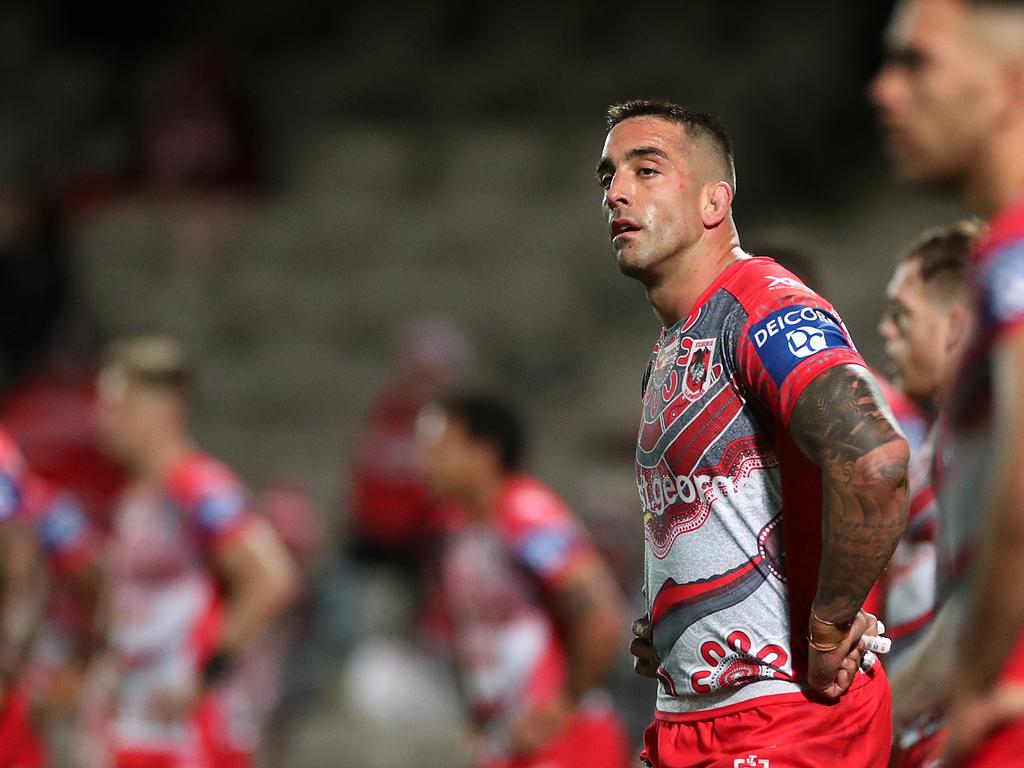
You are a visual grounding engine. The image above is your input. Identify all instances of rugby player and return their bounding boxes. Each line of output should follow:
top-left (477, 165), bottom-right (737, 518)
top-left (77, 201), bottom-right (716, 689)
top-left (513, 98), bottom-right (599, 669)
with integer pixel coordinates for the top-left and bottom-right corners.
top-left (598, 99), bottom-right (910, 766)
top-left (876, 223), bottom-right (976, 767)
top-left (0, 428), bottom-right (100, 768)
top-left (872, 0), bottom-right (1024, 763)
top-left (96, 337), bottom-right (297, 768)
top-left (416, 393), bottom-right (629, 768)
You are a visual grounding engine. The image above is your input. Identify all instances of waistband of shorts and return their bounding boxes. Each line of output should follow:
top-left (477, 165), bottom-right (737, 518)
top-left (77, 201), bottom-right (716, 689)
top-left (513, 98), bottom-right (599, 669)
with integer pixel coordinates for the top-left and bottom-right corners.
top-left (654, 664), bottom-right (879, 723)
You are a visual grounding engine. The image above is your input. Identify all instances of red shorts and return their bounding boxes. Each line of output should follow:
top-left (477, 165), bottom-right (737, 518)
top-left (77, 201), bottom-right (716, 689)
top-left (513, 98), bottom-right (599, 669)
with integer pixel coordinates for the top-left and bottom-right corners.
top-left (964, 716), bottom-right (1024, 767)
top-left (890, 728), bottom-right (945, 768)
top-left (641, 666), bottom-right (891, 768)
top-left (0, 686), bottom-right (45, 768)
top-left (481, 708), bottom-right (630, 768)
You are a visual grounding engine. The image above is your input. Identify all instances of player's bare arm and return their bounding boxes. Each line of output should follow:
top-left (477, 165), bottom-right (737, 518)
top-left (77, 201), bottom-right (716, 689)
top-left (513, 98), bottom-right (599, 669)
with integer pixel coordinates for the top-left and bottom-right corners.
top-left (211, 516), bottom-right (298, 673)
top-left (0, 525), bottom-right (48, 700)
top-left (510, 557), bottom-right (626, 756)
top-left (789, 363), bottom-right (910, 698)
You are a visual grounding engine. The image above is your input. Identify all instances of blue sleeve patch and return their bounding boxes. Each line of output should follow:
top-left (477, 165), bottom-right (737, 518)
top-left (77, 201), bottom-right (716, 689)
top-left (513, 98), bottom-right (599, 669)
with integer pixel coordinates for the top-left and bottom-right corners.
top-left (748, 305), bottom-right (852, 387)
top-left (196, 490), bottom-right (246, 534)
top-left (0, 473), bottom-right (21, 521)
top-left (985, 242), bottom-right (1024, 326)
top-left (39, 495), bottom-right (87, 553)
top-left (518, 528), bottom-right (576, 578)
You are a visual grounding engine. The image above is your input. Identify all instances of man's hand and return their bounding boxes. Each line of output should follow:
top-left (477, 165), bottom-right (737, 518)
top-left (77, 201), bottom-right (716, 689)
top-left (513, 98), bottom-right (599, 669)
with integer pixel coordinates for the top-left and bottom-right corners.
top-left (508, 693), bottom-right (575, 757)
top-left (151, 677), bottom-right (200, 724)
top-left (807, 610), bottom-right (882, 700)
top-left (945, 685), bottom-right (1024, 766)
top-left (630, 615), bottom-right (660, 678)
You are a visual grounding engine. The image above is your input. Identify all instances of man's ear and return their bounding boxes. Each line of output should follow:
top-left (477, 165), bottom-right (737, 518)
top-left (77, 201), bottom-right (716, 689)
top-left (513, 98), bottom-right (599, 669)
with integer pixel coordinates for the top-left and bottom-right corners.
top-left (701, 181), bottom-right (734, 229)
top-left (945, 303), bottom-right (973, 357)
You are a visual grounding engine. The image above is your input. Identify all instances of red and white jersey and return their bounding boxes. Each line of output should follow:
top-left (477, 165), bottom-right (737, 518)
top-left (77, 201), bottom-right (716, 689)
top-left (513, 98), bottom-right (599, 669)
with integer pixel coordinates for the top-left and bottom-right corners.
top-left (108, 451), bottom-right (256, 753)
top-left (440, 475), bottom-right (596, 756)
top-left (941, 198), bottom-right (1024, 683)
top-left (636, 257), bottom-right (869, 718)
top-left (875, 380), bottom-right (938, 656)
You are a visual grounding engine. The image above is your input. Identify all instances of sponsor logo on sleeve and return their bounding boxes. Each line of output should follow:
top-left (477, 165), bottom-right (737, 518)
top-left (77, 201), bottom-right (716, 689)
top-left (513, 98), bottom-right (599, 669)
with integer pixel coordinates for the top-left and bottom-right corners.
top-left (40, 496), bottom-right (87, 551)
top-left (519, 528), bottom-right (574, 576)
top-left (748, 305), bottom-right (852, 386)
top-left (196, 491), bottom-right (245, 532)
top-left (987, 243), bottom-right (1024, 326)
top-left (0, 473), bottom-right (18, 520)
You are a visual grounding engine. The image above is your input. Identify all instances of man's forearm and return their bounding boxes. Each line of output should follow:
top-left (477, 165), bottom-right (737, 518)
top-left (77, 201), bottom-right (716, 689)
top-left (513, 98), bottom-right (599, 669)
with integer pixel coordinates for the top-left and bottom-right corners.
top-left (790, 365), bottom-right (910, 625)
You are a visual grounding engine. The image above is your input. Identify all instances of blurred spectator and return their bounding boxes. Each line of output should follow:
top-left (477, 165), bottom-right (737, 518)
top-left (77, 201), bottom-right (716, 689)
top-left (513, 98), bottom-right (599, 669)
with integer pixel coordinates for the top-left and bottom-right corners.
top-left (135, 52), bottom-right (261, 192)
top-left (346, 319), bottom-right (469, 567)
top-left (416, 393), bottom-right (629, 768)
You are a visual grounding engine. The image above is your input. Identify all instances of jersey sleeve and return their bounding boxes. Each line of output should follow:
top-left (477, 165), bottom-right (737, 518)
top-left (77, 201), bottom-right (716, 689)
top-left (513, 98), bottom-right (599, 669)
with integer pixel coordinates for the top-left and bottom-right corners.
top-left (168, 456), bottom-right (253, 553)
top-left (501, 484), bottom-right (596, 591)
top-left (0, 432), bottom-right (26, 523)
top-left (734, 293), bottom-right (865, 427)
top-left (979, 238), bottom-right (1024, 341)
top-left (33, 487), bottom-right (98, 576)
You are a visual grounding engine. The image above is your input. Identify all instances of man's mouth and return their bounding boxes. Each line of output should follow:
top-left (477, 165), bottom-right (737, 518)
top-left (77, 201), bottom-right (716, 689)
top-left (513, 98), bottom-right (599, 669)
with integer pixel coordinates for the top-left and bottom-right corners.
top-left (611, 218), bottom-right (641, 240)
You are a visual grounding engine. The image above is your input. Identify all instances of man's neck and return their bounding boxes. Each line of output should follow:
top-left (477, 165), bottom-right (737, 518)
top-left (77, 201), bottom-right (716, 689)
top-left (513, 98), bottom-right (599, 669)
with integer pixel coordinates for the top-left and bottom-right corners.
top-left (967, 126), bottom-right (1024, 217)
top-left (135, 436), bottom-right (192, 485)
top-left (645, 231), bottom-right (746, 327)
top-left (463, 469), bottom-right (507, 522)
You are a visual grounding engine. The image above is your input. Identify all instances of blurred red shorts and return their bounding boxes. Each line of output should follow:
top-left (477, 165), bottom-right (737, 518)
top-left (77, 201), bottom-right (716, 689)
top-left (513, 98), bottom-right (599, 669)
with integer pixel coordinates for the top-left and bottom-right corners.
top-left (641, 665), bottom-right (891, 768)
top-left (481, 707), bottom-right (630, 768)
top-left (0, 685), bottom-right (45, 768)
top-left (964, 634), bottom-right (1024, 767)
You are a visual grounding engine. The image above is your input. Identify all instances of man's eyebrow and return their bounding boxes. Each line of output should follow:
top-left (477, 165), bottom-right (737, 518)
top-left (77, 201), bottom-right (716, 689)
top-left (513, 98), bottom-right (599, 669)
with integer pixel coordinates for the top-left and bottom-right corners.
top-left (885, 44), bottom-right (925, 68)
top-left (595, 146), bottom-right (670, 178)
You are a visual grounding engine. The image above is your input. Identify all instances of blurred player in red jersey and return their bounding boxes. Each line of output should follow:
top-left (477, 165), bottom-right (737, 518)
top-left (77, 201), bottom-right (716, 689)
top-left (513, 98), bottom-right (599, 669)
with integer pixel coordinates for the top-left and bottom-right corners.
top-left (873, 1), bottom-right (1024, 764)
top-left (598, 100), bottom-right (910, 767)
top-left (415, 393), bottom-right (629, 768)
top-left (95, 337), bottom-right (297, 768)
top-left (875, 223), bottom-right (977, 767)
top-left (0, 428), bottom-right (102, 768)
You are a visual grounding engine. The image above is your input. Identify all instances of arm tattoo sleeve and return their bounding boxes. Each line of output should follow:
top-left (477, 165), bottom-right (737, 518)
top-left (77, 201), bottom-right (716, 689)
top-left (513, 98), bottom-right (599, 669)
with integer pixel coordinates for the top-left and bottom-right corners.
top-left (789, 364), bottom-right (910, 624)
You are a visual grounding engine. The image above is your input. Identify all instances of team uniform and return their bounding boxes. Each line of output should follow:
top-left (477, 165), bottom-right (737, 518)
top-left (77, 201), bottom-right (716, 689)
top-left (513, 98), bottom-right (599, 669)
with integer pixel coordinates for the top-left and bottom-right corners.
top-left (940, 198), bottom-right (1024, 766)
top-left (106, 452), bottom-right (264, 768)
top-left (0, 428), bottom-right (98, 768)
top-left (439, 474), bottom-right (629, 768)
top-left (635, 257), bottom-right (891, 768)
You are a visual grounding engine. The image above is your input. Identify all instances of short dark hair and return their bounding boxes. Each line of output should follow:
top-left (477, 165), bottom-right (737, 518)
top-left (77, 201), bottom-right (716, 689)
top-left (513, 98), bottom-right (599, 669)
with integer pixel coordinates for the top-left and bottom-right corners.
top-left (439, 393), bottom-right (525, 472)
top-left (900, 220), bottom-right (979, 303)
top-left (605, 99), bottom-right (736, 188)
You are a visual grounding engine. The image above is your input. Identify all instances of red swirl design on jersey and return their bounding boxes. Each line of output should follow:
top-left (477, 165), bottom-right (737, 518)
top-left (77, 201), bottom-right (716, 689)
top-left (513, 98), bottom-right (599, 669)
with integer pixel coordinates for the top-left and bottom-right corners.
top-left (690, 629), bottom-right (794, 694)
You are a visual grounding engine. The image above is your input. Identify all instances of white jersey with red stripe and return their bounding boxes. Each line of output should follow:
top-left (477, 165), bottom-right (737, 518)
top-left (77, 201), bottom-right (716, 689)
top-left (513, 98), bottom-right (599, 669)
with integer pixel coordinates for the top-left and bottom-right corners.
top-left (108, 451), bottom-right (255, 754)
top-left (441, 474), bottom-right (596, 758)
top-left (636, 257), bottom-right (870, 718)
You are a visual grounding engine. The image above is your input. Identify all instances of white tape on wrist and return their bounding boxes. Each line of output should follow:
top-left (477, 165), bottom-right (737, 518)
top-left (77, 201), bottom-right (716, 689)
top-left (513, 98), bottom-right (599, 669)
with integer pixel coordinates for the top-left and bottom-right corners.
top-left (862, 634), bottom-right (891, 654)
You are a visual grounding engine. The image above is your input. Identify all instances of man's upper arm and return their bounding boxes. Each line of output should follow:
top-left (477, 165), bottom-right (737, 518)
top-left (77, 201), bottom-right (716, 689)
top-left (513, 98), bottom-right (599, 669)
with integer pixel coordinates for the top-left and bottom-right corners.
top-left (788, 363), bottom-right (910, 484)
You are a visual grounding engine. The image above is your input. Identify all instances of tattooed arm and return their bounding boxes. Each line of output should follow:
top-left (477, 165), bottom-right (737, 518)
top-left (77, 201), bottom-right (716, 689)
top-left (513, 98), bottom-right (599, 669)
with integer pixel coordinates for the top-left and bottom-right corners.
top-left (789, 364), bottom-right (910, 698)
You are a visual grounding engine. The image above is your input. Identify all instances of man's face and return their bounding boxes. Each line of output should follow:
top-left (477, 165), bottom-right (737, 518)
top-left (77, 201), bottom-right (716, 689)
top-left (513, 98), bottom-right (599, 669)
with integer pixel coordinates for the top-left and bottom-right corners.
top-left (415, 407), bottom-right (483, 501)
top-left (871, 0), bottom-right (1005, 185)
top-left (598, 117), bottom-right (707, 279)
top-left (97, 368), bottom-right (172, 467)
top-left (878, 258), bottom-right (954, 401)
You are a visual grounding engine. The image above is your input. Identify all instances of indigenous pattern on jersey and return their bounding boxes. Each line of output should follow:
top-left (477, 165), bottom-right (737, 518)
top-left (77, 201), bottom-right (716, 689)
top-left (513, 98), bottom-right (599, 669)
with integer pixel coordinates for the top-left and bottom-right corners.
top-left (636, 257), bottom-right (868, 717)
top-left (440, 475), bottom-right (596, 759)
top-left (108, 451), bottom-right (256, 755)
top-left (875, 379), bottom-right (938, 659)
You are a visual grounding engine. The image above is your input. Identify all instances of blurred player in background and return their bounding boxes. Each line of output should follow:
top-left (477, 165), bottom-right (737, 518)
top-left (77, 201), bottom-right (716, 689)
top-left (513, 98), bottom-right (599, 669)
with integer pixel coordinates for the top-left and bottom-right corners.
top-left (416, 393), bottom-right (629, 768)
top-left (875, 223), bottom-right (976, 767)
top-left (598, 100), bottom-right (909, 766)
top-left (95, 336), bottom-right (297, 768)
top-left (0, 428), bottom-right (101, 768)
top-left (873, 0), bottom-right (1024, 763)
